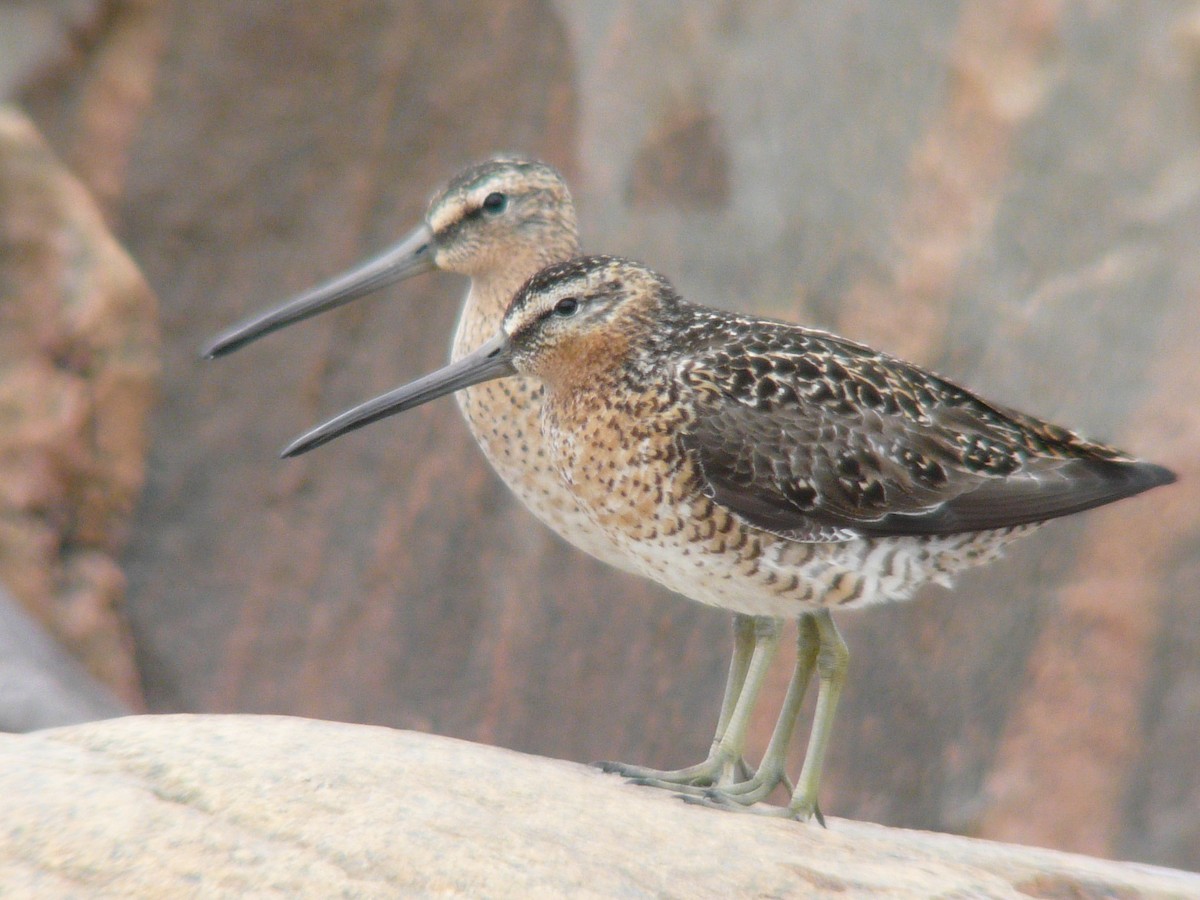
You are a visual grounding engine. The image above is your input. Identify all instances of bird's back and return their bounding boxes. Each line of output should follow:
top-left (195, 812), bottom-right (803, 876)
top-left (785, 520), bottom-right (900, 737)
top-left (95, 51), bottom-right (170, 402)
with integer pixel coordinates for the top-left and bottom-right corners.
top-left (665, 305), bottom-right (1175, 542)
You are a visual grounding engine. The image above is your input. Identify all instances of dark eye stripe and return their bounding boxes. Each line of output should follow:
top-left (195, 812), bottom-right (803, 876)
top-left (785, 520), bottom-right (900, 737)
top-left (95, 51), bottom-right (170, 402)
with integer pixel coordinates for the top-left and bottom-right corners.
top-left (433, 191), bottom-right (509, 241)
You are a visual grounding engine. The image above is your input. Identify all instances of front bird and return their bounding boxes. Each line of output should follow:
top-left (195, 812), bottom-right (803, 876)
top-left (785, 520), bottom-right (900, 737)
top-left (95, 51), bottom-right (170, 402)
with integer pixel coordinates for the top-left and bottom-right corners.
top-left (281, 255), bottom-right (1176, 823)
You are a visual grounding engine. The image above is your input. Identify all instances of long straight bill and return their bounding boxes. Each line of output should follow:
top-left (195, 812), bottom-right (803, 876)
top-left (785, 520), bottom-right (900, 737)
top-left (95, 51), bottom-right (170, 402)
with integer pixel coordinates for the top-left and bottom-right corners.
top-left (202, 224), bottom-right (435, 358)
top-left (281, 334), bottom-right (516, 458)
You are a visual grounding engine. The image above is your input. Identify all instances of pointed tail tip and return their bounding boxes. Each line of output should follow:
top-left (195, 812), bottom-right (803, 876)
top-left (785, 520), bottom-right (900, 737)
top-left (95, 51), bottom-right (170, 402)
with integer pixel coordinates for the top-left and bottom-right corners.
top-left (1118, 459), bottom-right (1177, 499)
top-left (1140, 461), bottom-right (1178, 489)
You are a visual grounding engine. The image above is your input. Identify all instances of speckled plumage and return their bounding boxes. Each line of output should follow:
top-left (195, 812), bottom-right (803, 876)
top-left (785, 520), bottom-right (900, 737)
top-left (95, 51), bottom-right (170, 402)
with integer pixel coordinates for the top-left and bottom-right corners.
top-left (504, 257), bottom-right (1171, 621)
top-left (476, 254), bottom-right (1171, 819)
top-left (429, 161), bottom-right (626, 565)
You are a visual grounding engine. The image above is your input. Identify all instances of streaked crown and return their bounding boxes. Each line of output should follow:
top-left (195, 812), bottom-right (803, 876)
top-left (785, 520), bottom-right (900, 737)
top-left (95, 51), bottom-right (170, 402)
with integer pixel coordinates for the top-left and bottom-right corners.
top-left (503, 256), bottom-right (678, 382)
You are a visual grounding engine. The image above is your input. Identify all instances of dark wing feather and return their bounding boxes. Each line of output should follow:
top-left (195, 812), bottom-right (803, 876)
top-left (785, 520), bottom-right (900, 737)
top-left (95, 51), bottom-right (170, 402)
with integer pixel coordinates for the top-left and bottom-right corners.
top-left (846, 456), bottom-right (1174, 536)
top-left (675, 317), bottom-right (1174, 542)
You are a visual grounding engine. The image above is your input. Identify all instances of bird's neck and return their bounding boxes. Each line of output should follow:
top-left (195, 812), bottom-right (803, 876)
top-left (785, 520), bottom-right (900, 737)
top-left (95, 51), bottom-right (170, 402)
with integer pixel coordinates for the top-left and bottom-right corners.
top-left (542, 329), bottom-right (636, 396)
top-left (451, 236), bottom-right (581, 358)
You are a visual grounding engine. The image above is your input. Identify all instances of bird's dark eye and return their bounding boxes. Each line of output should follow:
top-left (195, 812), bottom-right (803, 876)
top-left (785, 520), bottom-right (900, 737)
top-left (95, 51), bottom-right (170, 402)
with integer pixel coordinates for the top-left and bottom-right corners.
top-left (553, 297), bottom-right (579, 317)
top-left (482, 192), bottom-right (508, 214)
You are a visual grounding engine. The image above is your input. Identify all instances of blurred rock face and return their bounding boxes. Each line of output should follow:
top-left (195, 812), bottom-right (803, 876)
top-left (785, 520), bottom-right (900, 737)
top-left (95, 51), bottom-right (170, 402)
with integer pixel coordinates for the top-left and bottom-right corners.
top-left (5, 0), bottom-right (1199, 870)
top-left (0, 107), bottom-right (157, 709)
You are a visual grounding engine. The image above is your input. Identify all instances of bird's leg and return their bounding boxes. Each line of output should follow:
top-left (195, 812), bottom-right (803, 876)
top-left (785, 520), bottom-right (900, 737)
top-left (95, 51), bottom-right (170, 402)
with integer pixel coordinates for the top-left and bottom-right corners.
top-left (638, 616), bottom-right (781, 792)
top-left (696, 611), bottom-right (820, 808)
top-left (596, 614), bottom-right (755, 785)
top-left (778, 609), bottom-right (847, 824)
top-left (709, 613), bottom-right (758, 781)
top-left (598, 616), bottom-right (781, 790)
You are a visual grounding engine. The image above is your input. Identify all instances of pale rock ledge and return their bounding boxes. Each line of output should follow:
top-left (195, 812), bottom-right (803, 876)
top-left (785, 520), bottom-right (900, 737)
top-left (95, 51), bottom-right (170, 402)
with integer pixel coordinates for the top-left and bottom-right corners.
top-left (0, 715), bottom-right (1195, 898)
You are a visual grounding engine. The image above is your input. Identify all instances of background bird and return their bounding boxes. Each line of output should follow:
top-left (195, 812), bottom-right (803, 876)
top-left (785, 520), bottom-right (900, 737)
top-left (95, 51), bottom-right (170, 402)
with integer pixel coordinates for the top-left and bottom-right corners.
top-left (206, 159), bottom-right (763, 784)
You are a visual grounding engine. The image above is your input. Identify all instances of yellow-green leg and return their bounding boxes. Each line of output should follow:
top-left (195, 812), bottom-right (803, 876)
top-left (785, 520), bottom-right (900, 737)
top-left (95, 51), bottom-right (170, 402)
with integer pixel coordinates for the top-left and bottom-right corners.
top-left (782, 609), bottom-right (847, 823)
top-left (696, 612), bottom-right (820, 809)
top-left (690, 609), bottom-right (847, 825)
top-left (597, 615), bottom-right (780, 789)
top-left (712, 613), bottom-right (758, 763)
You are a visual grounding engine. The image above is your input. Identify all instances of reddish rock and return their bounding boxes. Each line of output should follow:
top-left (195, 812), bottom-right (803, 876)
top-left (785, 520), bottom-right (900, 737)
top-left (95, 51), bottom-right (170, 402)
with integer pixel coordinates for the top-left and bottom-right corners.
top-left (0, 107), bottom-right (157, 708)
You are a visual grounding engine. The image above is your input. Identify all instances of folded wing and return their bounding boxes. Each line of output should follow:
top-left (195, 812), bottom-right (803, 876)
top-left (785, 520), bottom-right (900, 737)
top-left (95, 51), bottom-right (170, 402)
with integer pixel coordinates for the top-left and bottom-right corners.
top-left (677, 322), bottom-right (1174, 542)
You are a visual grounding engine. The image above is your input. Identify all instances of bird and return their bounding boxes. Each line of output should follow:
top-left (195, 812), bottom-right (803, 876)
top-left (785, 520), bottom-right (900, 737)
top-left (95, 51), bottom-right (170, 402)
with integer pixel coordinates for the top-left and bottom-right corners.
top-left (203, 158), bottom-right (596, 553)
top-left (203, 159), bottom-right (761, 787)
top-left (279, 254), bottom-right (1176, 823)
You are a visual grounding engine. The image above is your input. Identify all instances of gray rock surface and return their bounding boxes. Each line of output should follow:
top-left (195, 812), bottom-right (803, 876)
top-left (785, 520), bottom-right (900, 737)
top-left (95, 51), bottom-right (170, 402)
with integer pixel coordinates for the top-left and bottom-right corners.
top-left (0, 1), bottom-right (98, 101)
top-left (1, 715), bottom-right (1196, 898)
top-left (0, 584), bottom-right (129, 732)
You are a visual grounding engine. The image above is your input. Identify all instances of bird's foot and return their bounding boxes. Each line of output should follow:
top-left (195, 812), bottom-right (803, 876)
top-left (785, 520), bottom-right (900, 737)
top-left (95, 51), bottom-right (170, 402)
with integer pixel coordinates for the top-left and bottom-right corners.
top-left (674, 767), bottom-right (822, 826)
top-left (594, 754), bottom-right (753, 793)
top-left (684, 761), bottom-right (789, 807)
top-left (680, 789), bottom-right (826, 827)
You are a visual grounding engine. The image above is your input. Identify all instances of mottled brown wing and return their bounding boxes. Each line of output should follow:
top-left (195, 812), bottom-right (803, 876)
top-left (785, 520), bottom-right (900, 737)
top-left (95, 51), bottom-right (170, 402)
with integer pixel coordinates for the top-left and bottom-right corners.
top-left (675, 327), bottom-right (1173, 541)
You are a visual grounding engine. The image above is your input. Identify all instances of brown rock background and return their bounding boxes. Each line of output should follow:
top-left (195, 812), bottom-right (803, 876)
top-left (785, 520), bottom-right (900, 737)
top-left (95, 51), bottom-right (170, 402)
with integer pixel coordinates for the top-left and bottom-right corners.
top-left (7, 0), bottom-right (1200, 872)
top-left (0, 102), bottom-right (156, 709)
